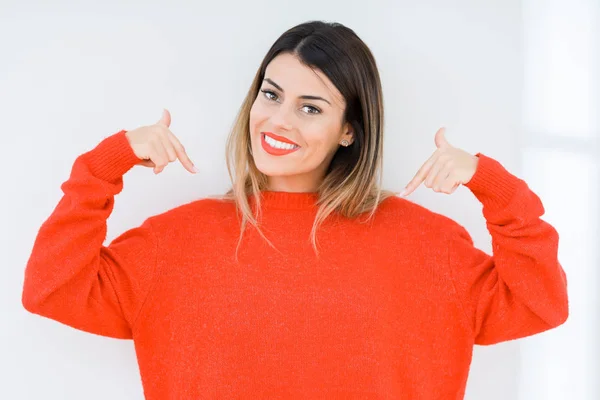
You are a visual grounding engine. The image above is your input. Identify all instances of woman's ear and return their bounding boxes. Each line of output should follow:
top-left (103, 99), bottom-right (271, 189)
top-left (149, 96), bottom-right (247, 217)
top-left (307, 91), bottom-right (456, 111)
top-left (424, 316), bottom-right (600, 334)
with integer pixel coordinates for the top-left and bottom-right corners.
top-left (341, 122), bottom-right (354, 144)
top-left (345, 130), bottom-right (354, 145)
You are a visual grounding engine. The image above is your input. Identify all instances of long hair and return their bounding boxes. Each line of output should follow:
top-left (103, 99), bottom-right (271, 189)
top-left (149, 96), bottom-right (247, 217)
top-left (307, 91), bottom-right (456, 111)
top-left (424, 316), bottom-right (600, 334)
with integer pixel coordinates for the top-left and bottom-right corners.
top-left (223, 20), bottom-right (397, 258)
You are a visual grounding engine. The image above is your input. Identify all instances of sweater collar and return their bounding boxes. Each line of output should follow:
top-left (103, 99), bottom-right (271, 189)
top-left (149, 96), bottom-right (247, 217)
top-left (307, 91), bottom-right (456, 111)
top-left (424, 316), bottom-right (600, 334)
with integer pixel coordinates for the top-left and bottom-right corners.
top-left (249, 190), bottom-right (319, 210)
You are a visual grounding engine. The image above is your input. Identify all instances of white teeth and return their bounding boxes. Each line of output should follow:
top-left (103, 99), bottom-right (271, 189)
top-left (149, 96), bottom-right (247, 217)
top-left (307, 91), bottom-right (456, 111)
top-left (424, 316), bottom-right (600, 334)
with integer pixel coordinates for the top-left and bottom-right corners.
top-left (264, 135), bottom-right (298, 150)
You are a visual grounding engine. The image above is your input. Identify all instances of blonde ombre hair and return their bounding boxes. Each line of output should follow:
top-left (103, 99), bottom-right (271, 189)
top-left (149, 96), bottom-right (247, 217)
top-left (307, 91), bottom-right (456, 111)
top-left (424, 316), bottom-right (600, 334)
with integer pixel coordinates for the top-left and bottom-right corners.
top-left (222, 21), bottom-right (397, 258)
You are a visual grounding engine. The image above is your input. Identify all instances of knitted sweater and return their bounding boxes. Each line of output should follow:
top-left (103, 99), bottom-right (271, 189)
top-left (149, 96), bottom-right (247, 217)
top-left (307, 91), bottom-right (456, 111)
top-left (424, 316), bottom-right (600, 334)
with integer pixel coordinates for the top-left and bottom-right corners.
top-left (22, 130), bottom-right (569, 399)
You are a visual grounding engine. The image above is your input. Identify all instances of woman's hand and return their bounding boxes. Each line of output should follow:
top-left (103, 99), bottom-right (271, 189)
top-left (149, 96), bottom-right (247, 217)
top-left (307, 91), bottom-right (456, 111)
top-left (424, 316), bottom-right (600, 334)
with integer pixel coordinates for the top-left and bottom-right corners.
top-left (125, 109), bottom-right (198, 175)
top-left (401, 127), bottom-right (478, 196)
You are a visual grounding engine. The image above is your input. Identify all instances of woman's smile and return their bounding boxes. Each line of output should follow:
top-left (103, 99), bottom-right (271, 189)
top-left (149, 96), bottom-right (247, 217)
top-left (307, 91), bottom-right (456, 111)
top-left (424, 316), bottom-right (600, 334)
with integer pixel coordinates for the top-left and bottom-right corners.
top-left (261, 132), bottom-right (301, 156)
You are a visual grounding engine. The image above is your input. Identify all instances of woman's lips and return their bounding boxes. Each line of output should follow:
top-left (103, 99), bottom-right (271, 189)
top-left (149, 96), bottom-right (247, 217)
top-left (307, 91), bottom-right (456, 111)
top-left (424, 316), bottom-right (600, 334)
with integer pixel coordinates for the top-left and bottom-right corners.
top-left (262, 132), bottom-right (300, 146)
top-left (261, 132), bottom-right (301, 156)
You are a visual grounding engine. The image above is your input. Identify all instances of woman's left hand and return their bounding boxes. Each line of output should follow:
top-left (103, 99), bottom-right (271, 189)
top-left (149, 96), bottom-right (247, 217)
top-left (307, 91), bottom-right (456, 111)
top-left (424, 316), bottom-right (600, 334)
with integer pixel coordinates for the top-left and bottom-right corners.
top-left (401, 127), bottom-right (479, 196)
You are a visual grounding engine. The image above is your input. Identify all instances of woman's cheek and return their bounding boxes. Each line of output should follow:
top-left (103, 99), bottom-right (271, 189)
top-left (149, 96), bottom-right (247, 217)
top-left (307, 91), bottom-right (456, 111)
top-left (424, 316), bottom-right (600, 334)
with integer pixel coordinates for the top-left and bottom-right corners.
top-left (250, 104), bottom-right (268, 133)
top-left (249, 114), bottom-right (261, 141)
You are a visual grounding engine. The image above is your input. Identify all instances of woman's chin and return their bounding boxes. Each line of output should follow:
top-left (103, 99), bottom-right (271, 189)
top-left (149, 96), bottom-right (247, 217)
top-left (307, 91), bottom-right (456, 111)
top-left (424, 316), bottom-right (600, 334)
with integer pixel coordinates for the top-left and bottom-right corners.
top-left (255, 161), bottom-right (301, 179)
top-left (255, 166), bottom-right (290, 178)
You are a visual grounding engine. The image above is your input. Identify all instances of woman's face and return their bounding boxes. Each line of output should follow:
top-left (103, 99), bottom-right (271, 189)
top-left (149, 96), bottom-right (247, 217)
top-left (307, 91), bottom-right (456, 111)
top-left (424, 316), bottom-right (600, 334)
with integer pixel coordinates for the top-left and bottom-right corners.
top-left (249, 53), bottom-right (353, 192)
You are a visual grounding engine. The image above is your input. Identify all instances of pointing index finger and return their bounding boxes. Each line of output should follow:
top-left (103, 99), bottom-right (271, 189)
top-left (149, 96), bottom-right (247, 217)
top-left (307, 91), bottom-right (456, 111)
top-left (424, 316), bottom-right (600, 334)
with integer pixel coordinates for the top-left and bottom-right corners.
top-left (401, 151), bottom-right (439, 196)
top-left (167, 131), bottom-right (198, 174)
top-left (401, 174), bottom-right (424, 197)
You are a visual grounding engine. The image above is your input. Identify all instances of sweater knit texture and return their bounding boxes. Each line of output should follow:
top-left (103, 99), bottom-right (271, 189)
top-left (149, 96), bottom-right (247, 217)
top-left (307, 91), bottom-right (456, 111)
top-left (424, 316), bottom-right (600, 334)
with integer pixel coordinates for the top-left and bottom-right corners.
top-left (22, 129), bottom-right (569, 399)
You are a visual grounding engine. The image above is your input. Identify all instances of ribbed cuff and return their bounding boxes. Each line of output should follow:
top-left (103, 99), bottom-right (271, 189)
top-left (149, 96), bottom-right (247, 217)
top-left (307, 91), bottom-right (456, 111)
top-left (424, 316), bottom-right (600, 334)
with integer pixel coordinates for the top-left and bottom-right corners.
top-left (464, 153), bottom-right (522, 211)
top-left (83, 130), bottom-right (141, 183)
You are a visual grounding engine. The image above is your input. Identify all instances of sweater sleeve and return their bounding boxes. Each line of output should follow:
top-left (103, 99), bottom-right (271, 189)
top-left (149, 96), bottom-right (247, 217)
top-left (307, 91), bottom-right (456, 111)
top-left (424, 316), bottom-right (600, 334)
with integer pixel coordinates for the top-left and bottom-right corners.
top-left (21, 130), bottom-right (157, 339)
top-left (447, 153), bottom-right (569, 345)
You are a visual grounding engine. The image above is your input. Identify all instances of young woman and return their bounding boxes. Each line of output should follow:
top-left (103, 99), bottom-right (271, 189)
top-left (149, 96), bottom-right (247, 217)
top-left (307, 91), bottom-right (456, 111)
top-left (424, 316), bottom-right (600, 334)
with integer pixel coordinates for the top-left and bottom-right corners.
top-left (22, 21), bottom-right (568, 399)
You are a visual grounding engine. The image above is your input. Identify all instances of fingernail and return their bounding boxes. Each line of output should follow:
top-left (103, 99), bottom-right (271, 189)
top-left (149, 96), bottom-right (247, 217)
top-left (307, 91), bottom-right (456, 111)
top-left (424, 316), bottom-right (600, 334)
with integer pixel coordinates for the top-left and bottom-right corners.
top-left (400, 188), bottom-right (407, 197)
top-left (192, 166), bottom-right (199, 173)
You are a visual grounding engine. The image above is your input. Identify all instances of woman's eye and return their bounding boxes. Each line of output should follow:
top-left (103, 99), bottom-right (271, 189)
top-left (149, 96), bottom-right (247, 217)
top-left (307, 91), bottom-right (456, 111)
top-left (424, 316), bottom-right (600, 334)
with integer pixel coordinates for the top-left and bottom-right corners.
top-left (302, 105), bottom-right (321, 115)
top-left (261, 89), bottom-right (278, 101)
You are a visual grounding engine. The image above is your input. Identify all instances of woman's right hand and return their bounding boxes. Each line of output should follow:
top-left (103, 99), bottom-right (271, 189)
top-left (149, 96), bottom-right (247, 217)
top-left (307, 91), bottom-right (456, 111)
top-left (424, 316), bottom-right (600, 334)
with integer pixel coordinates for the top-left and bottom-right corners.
top-left (125, 109), bottom-right (198, 174)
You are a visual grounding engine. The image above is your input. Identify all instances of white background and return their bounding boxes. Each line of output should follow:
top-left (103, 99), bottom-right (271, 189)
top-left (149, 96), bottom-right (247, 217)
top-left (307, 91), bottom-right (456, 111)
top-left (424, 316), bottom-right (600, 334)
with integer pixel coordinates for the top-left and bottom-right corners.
top-left (1, 0), bottom-right (597, 399)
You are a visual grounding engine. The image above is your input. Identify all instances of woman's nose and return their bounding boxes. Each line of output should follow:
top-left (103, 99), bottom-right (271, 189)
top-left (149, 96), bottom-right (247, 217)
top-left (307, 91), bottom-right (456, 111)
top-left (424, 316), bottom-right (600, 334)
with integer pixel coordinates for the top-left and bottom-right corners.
top-left (269, 105), bottom-right (294, 131)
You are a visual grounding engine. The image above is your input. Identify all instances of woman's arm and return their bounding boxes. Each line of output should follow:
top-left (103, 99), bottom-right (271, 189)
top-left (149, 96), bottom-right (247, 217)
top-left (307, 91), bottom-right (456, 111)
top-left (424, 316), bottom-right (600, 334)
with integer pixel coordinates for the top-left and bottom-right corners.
top-left (22, 131), bottom-right (158, 339)
top-left (447, 154), bottom-right (568, 345)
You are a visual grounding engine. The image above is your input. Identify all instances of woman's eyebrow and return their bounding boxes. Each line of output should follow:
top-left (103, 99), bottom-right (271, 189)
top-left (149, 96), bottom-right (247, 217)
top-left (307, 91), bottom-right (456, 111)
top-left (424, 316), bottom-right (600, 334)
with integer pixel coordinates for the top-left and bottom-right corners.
top-left (263, 78), bottom-right (332, 105)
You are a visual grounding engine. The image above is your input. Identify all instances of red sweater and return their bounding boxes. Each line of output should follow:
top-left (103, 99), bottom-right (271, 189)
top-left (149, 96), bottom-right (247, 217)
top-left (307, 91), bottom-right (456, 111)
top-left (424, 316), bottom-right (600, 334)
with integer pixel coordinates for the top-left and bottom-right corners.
top-left (22, 130), bottom-right (568, 399)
